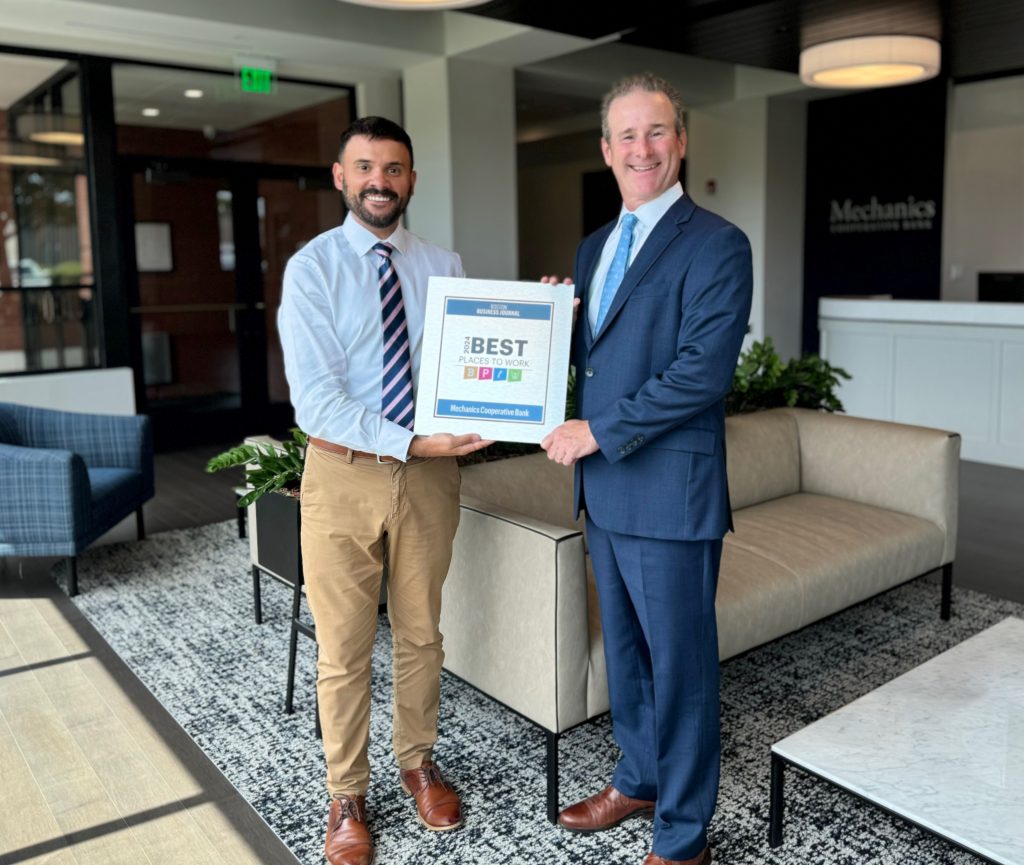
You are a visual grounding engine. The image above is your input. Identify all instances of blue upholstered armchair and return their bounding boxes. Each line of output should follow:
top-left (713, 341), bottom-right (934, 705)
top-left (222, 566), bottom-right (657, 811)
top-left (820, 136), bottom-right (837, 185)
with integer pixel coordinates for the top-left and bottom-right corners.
top-left (0, 402), bottom-right (154, 595)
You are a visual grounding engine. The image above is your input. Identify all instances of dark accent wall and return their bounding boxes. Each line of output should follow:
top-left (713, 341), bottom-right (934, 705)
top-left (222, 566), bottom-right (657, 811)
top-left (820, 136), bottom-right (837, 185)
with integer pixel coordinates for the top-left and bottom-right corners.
top-left (802, 78), bottom-right (948, 353)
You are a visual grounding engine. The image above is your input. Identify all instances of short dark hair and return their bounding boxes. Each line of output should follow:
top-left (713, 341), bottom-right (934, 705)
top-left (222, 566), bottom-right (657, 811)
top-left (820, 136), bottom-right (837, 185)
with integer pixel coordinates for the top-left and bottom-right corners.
top-left (601, 73), bottom-right (685, 141)
top-left (338, 116), bottom-right (414, 167)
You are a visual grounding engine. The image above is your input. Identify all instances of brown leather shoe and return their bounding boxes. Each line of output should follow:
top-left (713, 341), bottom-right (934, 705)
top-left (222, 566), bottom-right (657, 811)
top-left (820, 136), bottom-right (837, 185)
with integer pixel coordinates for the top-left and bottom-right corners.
top-left (643, 847), bottom-right (712, 865)
top-left (399, 760), bottom-right (462, 831)
top-left (558, 785), bottom-right (656, 833)
top-left (324, 795), bottom-right (373, 865)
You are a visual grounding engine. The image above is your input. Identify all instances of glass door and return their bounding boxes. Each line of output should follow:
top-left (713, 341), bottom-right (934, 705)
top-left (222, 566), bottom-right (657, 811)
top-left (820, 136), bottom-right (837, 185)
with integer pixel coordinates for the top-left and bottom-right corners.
top-left (128, 161), bottom-right (248, 445)
top-left (124, 158), bottom-right (343, 447)
top-left (257, 176), bottom-right (342, 416)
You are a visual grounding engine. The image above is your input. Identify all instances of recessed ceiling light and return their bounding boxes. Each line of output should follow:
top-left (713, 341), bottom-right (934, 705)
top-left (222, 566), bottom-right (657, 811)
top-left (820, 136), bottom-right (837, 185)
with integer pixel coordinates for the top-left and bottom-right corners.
top-left (800, 36), bottom-right (941, 89)
top-left (184, 89), bottom-right (204, 99)
top-left (142, 107), bottom-right (160, 118)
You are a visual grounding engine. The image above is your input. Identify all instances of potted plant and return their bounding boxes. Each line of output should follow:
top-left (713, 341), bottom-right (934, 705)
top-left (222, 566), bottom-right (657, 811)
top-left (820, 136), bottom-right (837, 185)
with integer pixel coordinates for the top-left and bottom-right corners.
top-left (726, 337), bottom-right (851, 415)
top-left (207, 430), bottom-right (308, 621)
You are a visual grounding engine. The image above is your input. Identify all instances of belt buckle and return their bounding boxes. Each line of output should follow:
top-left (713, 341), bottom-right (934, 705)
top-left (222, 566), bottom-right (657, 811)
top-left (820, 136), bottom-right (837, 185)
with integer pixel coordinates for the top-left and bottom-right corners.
top-left (376, 453), bottom-right (388, 464)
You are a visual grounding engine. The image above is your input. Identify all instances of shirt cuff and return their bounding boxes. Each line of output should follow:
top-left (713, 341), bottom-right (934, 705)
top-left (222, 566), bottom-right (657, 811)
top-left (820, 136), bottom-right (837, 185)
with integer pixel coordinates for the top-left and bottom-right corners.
top-left (378, 423), bottom-right (417, 462)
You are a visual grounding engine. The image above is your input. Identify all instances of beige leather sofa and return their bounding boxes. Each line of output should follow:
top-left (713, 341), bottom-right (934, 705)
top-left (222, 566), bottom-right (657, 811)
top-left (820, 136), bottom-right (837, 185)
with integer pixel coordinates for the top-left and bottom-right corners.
top-left (440, 408), bottom-right (960, 821)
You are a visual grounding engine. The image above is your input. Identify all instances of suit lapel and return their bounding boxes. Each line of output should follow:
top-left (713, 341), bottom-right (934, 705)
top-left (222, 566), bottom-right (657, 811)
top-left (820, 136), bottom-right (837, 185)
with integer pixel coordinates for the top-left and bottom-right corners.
top-left (577, 223), bottom-right (614, 350)
top-left (592, 194), bottom-right (697, 345)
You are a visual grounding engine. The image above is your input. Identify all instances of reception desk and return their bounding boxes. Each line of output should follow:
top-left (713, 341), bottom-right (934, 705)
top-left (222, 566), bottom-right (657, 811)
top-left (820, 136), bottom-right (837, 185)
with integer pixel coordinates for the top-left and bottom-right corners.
top-left (819, 298), bottom-right (1024, 469)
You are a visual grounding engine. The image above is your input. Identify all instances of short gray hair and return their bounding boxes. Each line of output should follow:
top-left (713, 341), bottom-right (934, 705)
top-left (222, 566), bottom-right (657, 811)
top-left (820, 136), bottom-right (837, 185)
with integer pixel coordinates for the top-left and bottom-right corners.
top-left (600, 72), bottom-right (685, 141)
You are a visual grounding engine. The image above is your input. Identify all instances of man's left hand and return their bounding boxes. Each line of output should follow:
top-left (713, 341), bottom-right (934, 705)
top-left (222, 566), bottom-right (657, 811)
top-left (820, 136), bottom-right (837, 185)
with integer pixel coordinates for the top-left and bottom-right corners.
top-left (541, 420), bottom-right (598, 466)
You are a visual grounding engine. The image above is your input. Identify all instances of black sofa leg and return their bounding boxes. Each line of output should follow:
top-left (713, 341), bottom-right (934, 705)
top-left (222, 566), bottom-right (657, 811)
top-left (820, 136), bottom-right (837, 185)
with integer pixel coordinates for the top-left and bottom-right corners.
top-left (546, 730), bottom-right (560, 823)
top-left (66, 557), bottom-right (78, 597)
top-left (941, 562), bottom-right (953, 621)
top-left (252, 565), bottom-right (263, 625)
top-left (136, 507), bottom-right (146, 541)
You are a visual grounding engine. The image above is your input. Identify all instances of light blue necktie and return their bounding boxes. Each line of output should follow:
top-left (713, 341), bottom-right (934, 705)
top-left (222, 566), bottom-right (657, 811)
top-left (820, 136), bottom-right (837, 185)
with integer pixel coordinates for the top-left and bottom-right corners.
top-left (595, 213), bottom-right (638, 333)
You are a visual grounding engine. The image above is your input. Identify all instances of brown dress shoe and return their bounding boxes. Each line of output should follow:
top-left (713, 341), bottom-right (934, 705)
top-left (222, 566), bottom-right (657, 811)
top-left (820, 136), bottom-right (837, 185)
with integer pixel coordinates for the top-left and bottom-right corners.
top-left (324, 794), bottom-right (373, 865)
top-left (398, 760), bottom-right (463, 831)
top-left (643, 847), bottom-right (712, 865)
top-left (558, 785), bottom-right (656, 833)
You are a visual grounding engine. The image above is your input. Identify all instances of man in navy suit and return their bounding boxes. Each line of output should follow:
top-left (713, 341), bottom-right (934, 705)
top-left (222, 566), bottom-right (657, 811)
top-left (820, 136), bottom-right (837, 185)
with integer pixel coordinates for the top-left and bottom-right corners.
top-left (541, 73), bottom-right (752, 865)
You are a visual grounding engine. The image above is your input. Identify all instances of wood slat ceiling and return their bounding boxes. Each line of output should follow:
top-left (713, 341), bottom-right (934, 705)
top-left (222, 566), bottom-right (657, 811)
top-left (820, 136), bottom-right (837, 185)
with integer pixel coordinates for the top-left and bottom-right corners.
top-left (471, 0), bottom-right (1024, 81)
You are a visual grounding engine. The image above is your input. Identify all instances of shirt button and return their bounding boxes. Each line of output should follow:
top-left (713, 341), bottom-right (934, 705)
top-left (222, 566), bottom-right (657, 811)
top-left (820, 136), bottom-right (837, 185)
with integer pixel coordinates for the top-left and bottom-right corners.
top-left (585, 368), bottom-right (595, 377)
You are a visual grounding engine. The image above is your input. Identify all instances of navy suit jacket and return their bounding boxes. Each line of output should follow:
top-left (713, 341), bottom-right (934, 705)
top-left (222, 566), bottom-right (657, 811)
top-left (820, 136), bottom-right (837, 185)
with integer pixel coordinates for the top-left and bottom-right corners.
top-left (572, 194), bottom-right (753, 541)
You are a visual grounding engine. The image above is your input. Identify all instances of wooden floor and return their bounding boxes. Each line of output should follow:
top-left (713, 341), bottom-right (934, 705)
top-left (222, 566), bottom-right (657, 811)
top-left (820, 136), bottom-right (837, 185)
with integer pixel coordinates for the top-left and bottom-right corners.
top-left (0, 449), bottom-right (1021, 865)
top-left (0, 447), bottom-right (299, 865)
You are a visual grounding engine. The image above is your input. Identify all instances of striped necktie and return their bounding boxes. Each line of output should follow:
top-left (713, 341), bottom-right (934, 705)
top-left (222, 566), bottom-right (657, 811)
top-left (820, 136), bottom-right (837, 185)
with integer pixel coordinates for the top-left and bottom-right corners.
top-left (373, 242), bottom-right (415, 430)
top-left (595, 212), bottom-right (638, 333)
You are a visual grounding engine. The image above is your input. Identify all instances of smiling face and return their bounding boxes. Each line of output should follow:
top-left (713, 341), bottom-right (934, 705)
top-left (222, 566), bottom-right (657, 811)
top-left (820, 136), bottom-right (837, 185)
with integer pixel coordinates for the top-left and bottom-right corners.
top-left (601, 88), bottom-right (686, 212)
top-left (332, 134), bottom-right (416, 238)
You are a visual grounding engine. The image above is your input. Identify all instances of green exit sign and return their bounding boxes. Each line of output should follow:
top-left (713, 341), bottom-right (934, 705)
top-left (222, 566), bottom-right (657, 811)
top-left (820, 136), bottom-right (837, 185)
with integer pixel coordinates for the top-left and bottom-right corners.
top-left (240, 66), bottom-right (274, 94)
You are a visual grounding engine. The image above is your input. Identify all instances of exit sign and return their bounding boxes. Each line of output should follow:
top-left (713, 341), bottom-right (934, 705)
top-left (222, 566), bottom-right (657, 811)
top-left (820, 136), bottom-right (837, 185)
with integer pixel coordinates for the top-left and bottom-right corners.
top-left (240, 66), bottom-right (273, 94)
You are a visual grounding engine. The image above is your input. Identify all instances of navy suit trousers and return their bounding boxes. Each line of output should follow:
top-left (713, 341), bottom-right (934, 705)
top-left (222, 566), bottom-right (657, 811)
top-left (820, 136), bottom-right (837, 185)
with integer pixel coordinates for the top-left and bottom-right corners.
top-left (586, 516), bottom-right (722, 860)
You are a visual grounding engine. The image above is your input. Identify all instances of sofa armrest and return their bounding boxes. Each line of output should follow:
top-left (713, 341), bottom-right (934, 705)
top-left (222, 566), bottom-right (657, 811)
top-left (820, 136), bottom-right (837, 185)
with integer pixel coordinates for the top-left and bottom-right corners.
top-left (787, 408), bottom-right (960, 563)
top-left (441, 496), bottom-right (591, 733)
top-left (0, 443), bottom-right (90, 550)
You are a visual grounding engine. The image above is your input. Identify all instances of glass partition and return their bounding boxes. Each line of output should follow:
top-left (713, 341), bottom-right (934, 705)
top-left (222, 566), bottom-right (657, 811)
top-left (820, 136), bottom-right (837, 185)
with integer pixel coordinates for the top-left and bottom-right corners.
top-left (0, 53), bottom-right (95, 372)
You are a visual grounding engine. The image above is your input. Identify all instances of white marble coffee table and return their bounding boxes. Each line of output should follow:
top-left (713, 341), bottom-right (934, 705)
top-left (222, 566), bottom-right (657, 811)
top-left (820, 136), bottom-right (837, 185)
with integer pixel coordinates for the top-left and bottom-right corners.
top-left (769, 617), bottom-right (1024, 863)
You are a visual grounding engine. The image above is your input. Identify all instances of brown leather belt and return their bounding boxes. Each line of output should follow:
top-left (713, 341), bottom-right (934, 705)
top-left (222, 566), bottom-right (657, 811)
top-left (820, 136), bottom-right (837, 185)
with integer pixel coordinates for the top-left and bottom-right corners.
top-left (308, 436), bottom-right (402, 464)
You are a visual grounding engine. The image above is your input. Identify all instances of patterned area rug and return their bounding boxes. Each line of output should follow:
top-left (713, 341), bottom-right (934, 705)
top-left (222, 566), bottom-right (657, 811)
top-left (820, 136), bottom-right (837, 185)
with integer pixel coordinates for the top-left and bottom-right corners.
top-left (73, 521), bottom-right (1015, 865)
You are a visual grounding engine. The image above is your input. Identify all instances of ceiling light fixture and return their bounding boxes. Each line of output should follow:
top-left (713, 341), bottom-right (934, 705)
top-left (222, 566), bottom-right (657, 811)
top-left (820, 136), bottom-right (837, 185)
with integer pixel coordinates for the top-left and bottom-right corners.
top-left (336, 0), bottom-right (490, 9)
top-left (16, 114), bottom-right (85, 146)
top-left (800, 35), bottom-right (941, 89)
top-left (0, 140), bottom-right (65, 167)
top-left (184, 89), bottom-right (204, 99)
top-left (142, 107), bottom-right (161, 117)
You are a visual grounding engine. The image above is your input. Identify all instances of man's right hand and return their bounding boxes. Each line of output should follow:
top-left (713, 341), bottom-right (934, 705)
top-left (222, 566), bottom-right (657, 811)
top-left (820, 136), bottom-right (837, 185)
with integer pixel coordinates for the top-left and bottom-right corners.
top-left (407, 433), bottom-right (494, 459)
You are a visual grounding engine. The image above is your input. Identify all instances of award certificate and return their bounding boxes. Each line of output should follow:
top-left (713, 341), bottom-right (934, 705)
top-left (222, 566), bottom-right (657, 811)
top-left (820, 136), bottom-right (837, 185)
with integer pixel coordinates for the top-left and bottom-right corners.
top-left (414, 277), bottom-right (574, 443)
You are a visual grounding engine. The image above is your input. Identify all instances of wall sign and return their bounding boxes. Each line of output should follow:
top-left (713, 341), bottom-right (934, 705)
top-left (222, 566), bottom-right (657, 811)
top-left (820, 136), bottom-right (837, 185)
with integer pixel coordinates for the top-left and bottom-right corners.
top-left (802, 79), bottom-right (947, 352)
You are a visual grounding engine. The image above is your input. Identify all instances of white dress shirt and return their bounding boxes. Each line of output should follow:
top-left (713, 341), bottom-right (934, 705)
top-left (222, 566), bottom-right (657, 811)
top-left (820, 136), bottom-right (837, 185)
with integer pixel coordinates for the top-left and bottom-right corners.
top-left (586, 182), bottom-right (684, 334)
top-left (278, 215), bottom-right (464, 461)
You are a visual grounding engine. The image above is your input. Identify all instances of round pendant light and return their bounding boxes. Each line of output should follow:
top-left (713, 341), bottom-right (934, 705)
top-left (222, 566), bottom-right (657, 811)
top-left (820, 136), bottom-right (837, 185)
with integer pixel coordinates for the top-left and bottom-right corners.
top-left (15, 113), bottom-right (85, 147)
top-left (0, 140), bottom-right (65, 167)
top-left (800, 35), bottom-right (941, 89)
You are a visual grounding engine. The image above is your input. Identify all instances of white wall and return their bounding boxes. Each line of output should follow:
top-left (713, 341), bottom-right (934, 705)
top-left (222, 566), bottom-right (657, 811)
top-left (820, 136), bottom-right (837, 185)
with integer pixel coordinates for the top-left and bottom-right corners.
top-left (0, 367), bottom-right (136, 414)
top-left (687, 98), bottom-right (768, 346)
top-left (943, 75), bottom-right (1024, 301)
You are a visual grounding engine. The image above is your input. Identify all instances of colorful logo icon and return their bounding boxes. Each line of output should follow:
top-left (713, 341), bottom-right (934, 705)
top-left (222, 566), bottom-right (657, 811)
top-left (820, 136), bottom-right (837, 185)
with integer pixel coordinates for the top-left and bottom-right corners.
top-left (493, 368), bottom-right (508, 381)
top-left (508, 369), bottom-right (522, 382)
top-left (479, 367), bottom-right (493, 380)
top-left (463, 366), bottom-right (477, 379)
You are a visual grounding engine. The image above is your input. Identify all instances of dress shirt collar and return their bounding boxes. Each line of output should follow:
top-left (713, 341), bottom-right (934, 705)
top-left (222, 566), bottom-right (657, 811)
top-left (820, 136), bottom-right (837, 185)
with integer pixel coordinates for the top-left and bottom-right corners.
top-left (341, 213), bottom-right (409, 258)
top-left (619, 182), bottom-right (683, 233)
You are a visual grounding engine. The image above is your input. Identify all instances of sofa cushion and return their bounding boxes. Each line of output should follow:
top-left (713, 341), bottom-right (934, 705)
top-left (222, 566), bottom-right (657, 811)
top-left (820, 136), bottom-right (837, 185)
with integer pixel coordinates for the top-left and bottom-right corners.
top-left (718, 493), bottom-right (945, 659)
top-left (725, 410), bottom-right (801, 510)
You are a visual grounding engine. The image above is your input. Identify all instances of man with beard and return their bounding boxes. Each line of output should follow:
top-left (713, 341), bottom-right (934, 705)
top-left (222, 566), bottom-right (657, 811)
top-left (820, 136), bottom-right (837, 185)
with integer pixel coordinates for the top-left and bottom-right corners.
top-left (278, 116), bottom-right (491, 865)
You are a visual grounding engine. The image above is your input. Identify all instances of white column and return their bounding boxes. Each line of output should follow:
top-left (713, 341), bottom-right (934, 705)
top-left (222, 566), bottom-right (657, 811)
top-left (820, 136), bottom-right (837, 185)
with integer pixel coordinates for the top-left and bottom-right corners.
top-left (402, 57), bottom-right (518, 280)
top-left (687, 95), bottom-right (806, 359)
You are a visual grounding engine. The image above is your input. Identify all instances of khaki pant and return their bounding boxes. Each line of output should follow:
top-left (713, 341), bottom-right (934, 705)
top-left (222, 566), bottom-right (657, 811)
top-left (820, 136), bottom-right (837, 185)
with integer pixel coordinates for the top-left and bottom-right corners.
top-left (300, 444), bottom-right (461, 796)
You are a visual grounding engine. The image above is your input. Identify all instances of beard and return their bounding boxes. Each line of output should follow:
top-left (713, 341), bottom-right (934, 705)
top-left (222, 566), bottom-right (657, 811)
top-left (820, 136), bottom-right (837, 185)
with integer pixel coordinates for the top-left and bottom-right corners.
top-left (341, 180), bottom-right (410, 231)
